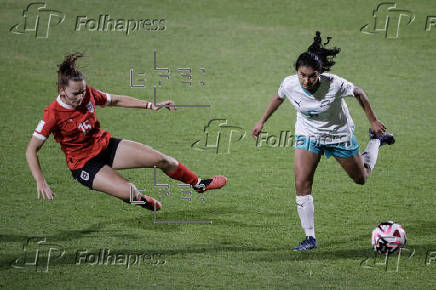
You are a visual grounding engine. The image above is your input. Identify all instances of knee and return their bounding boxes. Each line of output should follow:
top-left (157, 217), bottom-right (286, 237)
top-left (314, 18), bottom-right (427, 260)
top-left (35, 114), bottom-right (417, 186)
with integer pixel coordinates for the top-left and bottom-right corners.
top-left (156, 154), bottom-right (177, 170)
top-left (295, 178), bottom-right (312, 194)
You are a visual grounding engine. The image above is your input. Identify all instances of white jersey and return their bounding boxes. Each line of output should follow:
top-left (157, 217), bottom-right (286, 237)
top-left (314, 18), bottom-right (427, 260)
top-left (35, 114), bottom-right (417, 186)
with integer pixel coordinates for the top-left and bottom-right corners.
top-left (278, 73), bottom-right (356, 145)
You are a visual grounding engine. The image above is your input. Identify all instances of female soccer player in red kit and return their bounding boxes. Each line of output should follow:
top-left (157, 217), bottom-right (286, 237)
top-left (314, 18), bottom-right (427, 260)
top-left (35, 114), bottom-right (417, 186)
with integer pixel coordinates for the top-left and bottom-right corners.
top-left (26, 53), bottom-right (227, 210)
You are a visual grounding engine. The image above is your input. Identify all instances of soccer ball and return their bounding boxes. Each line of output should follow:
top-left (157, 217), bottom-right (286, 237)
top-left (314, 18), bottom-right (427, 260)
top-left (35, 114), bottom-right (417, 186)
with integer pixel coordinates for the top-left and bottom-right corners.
top-left (371, 221), bottom-right (407, 255)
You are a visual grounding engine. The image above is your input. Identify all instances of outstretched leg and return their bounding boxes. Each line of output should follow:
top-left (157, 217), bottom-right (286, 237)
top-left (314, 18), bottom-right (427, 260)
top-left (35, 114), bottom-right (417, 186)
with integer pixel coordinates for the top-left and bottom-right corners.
top-left (293, 148), bottom-right (320, 251)
top-left (112, 140), bottom-right (226, 192)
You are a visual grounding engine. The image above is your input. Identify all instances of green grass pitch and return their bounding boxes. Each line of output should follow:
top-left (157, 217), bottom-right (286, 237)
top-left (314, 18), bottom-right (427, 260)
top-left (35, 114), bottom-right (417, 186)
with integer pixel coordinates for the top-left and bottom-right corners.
top-left (1, 0), bottom-right (435, 288)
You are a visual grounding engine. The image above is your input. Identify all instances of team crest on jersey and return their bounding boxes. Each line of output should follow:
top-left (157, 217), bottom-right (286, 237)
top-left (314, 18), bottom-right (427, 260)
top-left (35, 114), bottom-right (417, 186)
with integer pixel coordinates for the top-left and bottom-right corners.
top-left (86, 102), bottom-right (94, 113)
top-left (80, 170), bottom-right (90, 181)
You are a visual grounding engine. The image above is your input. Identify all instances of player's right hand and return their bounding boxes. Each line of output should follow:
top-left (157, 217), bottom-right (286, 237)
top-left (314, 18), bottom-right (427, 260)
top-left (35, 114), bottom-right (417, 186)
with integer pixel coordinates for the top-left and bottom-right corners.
top-left (36, 179), bottom-right (55, 200)
top-left (251, 121), bottom-right (264, 139)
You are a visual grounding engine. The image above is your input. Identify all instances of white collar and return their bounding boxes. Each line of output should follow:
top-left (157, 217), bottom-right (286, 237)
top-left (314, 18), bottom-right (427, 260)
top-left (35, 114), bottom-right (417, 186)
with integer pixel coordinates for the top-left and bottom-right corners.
top-left (56, 95), bottom-right (73, 109)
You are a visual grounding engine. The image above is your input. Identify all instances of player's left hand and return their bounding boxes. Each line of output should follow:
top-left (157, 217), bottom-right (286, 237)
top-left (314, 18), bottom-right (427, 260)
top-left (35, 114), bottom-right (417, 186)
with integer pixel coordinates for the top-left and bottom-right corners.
top-left (370, 120), bottom-right (386, 136)
top-left (153, 100), bottom-right (177, 111)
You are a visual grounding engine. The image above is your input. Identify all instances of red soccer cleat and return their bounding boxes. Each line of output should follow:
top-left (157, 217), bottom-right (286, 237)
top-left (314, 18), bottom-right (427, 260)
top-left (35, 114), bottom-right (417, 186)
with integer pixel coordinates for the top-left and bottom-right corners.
top-left (193, 176), bottom-right (227, 193)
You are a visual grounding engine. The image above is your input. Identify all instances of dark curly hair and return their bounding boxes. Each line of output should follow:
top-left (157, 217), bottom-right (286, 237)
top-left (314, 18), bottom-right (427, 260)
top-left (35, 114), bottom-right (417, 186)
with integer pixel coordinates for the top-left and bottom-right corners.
top-left (294, 31), bottom-right (341, 73)
top-left (57, 52), bottom-right (85, 91)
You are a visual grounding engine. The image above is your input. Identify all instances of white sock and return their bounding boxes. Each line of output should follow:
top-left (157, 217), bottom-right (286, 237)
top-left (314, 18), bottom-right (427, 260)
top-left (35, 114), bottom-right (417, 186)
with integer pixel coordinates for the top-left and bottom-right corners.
top-left (296, 195), bottom-right (315, 238)
top-left (362, 139), bottom-right (380, 171)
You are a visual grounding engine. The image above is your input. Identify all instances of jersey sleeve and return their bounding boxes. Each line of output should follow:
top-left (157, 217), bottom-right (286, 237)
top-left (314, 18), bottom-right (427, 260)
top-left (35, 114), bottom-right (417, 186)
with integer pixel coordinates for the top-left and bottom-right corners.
top-left (90, 86), bottom-right (111, 106)
top-left (278, 79), bottom-right (287, 99)
top-left (33, 107), bottom-right (56, 140)
top-left (336, 75), bottom-right (355, 98)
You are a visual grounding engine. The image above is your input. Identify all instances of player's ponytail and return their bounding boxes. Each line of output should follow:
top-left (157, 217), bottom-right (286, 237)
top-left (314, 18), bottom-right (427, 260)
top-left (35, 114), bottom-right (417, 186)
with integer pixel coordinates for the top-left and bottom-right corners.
top-left (294, 31), bottom-right (341, 73)
top-left (57, 52), bottom-right (85, 91)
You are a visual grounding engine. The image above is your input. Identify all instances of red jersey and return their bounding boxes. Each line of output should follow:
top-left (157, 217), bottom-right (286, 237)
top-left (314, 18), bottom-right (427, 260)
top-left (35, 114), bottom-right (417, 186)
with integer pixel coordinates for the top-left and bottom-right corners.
top-left (33, 85), bottom-right (112, 170)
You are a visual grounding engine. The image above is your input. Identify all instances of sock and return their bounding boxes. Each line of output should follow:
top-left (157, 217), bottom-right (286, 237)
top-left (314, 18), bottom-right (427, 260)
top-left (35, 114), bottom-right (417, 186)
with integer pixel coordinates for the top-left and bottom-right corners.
top-left (296, 195), bottom-right (315, 238)
top-left (362, 139), bottom-right (380, 171)
top-left (166, 162), bottom-right (199, 186)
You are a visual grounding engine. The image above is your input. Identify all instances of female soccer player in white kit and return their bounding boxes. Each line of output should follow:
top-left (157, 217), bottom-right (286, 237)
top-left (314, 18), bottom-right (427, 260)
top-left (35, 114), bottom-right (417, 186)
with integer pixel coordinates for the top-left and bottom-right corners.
top-left (252, 32), bottom-right (394, 251)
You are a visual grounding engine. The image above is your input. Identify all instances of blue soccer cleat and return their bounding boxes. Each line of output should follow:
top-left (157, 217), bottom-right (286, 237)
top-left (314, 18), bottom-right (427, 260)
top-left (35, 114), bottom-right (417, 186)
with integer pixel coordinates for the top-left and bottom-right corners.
top-left (293, 236), bottom-right (317, 251)
top-left (369, 128), bottom-right (395, 146)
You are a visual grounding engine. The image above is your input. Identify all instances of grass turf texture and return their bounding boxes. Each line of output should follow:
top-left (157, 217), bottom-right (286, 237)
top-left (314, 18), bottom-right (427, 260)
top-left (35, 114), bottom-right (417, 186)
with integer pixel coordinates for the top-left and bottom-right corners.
top-left (1, 0), bottom-right (436, 288)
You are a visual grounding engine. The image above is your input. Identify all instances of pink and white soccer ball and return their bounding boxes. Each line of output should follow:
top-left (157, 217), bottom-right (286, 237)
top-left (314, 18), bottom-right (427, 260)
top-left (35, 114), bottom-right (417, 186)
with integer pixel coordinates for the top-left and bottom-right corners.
top-left (371, 221), bottom-right (407, 254)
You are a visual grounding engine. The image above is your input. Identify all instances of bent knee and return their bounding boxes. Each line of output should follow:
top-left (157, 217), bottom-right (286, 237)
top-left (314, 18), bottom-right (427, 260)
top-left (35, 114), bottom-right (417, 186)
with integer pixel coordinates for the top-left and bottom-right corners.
top-left (295, 179), bottom-right (313, 194)
top-left (156, 154), bottom-right (177, 169)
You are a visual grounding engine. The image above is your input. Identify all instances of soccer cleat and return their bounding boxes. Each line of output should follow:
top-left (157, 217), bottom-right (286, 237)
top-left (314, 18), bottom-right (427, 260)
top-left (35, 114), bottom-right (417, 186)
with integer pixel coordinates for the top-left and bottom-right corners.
top-left (193, 176), bottom-right (227, 193)
top-left (369, 128), bottom-right (395, 146)
top-left (293, 236), bottom-right (317, 251)
top-left (137, 194), bottom-right (162, 211)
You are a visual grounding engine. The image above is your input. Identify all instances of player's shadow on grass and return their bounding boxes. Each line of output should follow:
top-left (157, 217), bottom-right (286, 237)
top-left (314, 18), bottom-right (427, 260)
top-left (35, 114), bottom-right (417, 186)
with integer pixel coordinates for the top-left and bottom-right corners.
top-left (137, 205), bottom-right (240, 228)
top-left (0, 224), bottom-right (140, 244)
top-left (253, 243), bottom-right (436, 263)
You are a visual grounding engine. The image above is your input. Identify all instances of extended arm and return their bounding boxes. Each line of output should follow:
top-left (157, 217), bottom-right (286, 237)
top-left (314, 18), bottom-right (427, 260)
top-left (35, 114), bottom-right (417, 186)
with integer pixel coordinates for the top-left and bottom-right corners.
top-left (109, 94), bottom-right (176, 111)
top-left (252, 93), bottom-right (285, 139)
top-left (353, 86), bottom-right (386, 135)
top-left (25, 136), bottom-right (55, 200)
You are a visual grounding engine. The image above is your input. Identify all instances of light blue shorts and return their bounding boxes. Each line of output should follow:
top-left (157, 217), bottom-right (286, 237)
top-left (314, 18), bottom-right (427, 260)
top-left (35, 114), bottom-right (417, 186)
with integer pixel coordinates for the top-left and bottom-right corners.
top-left (294, 135), bottom-right (360, 158)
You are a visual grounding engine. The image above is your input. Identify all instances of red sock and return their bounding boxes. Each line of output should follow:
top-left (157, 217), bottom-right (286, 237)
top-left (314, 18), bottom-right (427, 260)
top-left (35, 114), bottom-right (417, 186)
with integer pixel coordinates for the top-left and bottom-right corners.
top-left (166, 162), bottom-right (198, 186)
